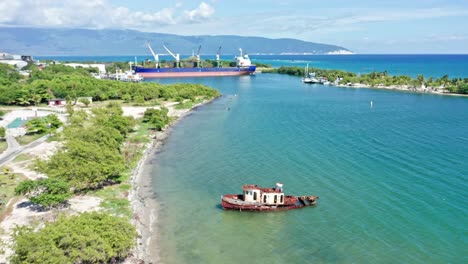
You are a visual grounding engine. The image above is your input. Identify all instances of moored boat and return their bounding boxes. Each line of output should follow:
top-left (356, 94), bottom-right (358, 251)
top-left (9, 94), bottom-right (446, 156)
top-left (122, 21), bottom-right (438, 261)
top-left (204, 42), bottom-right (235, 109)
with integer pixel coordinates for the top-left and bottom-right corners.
top-left (302, 63), bottom-right (313, 83)
top-left (221, 183), bottom-right (319, 211)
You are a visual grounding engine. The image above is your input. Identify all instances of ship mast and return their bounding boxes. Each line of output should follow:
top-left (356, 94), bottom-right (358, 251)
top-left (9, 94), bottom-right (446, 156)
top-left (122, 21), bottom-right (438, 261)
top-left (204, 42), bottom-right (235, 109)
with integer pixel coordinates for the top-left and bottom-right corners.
top-left (196, 45), bottom-right (201, 68)
top-left (216, 46), bottom-right (221, 68)
top-left (163, 45), bottom-right (180, 68)
top-left (146, 42), bottom-right (159, 68)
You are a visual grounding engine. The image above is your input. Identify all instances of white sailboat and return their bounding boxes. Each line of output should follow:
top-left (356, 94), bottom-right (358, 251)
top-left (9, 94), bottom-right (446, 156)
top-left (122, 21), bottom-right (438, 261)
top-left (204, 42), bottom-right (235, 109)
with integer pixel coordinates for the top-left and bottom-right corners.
top-left (302, 64), bottom-right (313, 83)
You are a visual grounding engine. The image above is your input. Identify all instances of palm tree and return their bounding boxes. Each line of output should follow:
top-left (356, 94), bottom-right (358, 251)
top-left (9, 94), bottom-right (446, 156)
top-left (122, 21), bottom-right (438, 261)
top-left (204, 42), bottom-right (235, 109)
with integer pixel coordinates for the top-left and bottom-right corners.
top-left (417, 74), bottom-right (425, 87)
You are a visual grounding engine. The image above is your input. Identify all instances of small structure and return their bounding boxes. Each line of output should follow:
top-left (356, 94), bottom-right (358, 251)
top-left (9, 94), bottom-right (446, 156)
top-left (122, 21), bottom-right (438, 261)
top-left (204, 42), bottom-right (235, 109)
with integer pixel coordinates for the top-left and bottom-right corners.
top-left (48, 99), bottom-right (66, 107)
top-left (221, 183), bottom-right (318, 211)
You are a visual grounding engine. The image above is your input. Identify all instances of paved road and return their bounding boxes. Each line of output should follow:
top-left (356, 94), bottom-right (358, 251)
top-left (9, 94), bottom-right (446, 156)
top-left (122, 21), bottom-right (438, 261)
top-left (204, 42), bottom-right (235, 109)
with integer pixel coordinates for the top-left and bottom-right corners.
top-left (6, 135), bottom-right (20, 149)
top-left (0, 134), bottom-right (51, 167)
top-left (0, 126), bottom-right (63, 167)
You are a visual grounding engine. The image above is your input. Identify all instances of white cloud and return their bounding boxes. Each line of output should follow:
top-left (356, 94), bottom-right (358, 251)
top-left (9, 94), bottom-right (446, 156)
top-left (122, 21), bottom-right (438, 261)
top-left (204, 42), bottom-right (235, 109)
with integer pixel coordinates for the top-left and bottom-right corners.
top-left (183, 2), bottom-right (215, 23)
top-left (331, 8), bottom-right (468, 26)
top-left (0, 0), bottom-right (215, 30)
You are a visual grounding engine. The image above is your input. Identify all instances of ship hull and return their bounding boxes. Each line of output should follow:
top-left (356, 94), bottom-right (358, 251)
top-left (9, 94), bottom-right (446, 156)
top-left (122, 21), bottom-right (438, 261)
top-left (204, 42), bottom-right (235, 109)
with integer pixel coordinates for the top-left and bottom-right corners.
top-left (133, 66), bottom-right (256, 78)
top-left (221, 194), bottom-right (318, 212)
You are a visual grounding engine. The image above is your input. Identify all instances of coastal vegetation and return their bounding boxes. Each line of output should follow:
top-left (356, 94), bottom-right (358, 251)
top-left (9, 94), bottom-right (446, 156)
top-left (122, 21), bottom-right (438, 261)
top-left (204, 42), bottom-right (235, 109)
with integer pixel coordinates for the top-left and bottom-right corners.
top-left (10, 212), bottom-right (136, 264)
top-left (35, 104), bottom-right (132, 191)
top-left (14, 178), bottom-right (71, 208)
top-left (143, 107), bottom-right (170, 131)
top-left (24, 114), bottom-right (62, 135)
top-left (0, 64), bottom-right (220, 106)
top-left (0, 61), bottom-right (220, 262)
top-left (0, 169), bottom-right (26, 218)
top-left (272, 66), bottom-right (468, 94)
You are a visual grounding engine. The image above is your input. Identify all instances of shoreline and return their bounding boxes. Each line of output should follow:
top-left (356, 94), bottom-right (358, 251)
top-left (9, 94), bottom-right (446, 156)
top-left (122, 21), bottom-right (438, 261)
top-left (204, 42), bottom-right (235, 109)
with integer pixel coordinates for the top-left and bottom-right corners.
top-left (332, 83), bottom-right (468, 97)
top-left (127, 98), bottom-right (217, 263)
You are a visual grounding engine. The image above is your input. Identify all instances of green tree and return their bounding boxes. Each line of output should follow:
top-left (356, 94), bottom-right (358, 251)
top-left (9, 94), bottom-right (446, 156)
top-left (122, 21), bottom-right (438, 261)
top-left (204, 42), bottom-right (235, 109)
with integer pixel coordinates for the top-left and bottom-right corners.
top-left (416, 74), bottom-right (425, 87)
top-left (65, 125), bottom-right (123, 151)
top-left (14, 178), bottom-right (71, 208)
top-left (24, 115), bottom-right (62, 134)
top-left (0, 126), bottom-right (5, 139)
top-left (25, 118), bottom-right (48, 134)
top-left (10, 212), bottom-right (137, 264)
top-left (45, 114), bottom-right (63, 131)
top-left (37, 139), bottom-right (126, 190)
top-left (78, 97), bottom-right (91, 107)
top-left (143, 107), bottom-right (170, 131)
top-left (65, 103), bottom-right (75, 116)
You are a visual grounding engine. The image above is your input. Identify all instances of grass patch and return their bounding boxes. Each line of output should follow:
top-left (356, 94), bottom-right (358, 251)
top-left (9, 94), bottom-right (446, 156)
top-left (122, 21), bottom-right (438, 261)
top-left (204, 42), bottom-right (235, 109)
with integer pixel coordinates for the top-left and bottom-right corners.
top-left (119, 183), bottom-right (131, 191)
top-left (88, 99), bottom-right (124, 108)
top-left (0, 140), bottom-right (7, 154)
top-left (0, 168), bottom-right (27, 221)
top-left (123, 121), bottom-right (151, 167)
top-left (93, 185), bottom-right (132, 219)
top-left (16, 133), bottom-right (45, 146)
top-left (46, 133), bottom-right (63, 143)
top-left (174, 100), bottom-right (194, 109)
top-left (12, 153), bottom-right (33, 163)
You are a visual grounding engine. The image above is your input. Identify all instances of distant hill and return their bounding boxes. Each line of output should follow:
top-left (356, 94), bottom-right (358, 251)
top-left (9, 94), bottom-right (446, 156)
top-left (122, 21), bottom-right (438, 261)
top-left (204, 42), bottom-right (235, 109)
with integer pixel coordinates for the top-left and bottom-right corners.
top-left (0, 27), bottom-right (352, 56)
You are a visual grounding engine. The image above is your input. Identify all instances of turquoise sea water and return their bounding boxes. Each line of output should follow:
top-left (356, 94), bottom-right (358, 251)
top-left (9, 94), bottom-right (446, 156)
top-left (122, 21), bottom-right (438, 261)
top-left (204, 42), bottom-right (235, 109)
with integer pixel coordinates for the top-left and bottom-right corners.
top-left (147, 74), bottom-right (468, 263)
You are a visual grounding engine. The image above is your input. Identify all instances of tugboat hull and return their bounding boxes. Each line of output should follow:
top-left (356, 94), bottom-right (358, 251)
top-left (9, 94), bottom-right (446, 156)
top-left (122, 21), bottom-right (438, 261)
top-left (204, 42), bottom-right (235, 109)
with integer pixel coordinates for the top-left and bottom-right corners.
top-left (221, 194), bottom-right (318, 212)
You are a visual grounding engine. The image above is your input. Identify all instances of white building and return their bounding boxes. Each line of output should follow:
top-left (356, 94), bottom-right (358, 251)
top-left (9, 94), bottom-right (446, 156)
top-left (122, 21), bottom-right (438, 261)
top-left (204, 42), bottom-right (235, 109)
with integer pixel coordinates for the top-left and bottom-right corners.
top-left (64, 63), bottom-right (106, 74)
top-left (243, 183), bottom-right (285, 205)
top-left (0, 52), bottom-right (32, 69)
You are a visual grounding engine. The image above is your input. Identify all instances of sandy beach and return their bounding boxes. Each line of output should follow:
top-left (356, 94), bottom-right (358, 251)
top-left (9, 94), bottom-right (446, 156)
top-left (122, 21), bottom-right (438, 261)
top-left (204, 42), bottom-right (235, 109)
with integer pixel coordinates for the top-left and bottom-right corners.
top-left (332, 83), bottom-right (468, 97)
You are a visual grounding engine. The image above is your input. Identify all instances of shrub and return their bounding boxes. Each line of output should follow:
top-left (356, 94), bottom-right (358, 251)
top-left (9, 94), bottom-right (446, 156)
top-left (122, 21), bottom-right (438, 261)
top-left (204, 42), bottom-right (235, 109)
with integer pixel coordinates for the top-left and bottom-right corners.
top-left (14, 178), bottom-right (71, 208)
top-left (143, 107), bottom-right (170, 131)
top-left (10, 212), bottom-right (137, 264)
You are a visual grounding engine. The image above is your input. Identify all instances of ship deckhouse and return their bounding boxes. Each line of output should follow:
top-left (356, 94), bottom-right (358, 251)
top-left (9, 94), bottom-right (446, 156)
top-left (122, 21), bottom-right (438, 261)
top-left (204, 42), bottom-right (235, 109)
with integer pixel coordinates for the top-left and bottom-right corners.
top-left (243, 183), bottom-right (284, 205)
top-left (234, 48), bottom-right (252, 67)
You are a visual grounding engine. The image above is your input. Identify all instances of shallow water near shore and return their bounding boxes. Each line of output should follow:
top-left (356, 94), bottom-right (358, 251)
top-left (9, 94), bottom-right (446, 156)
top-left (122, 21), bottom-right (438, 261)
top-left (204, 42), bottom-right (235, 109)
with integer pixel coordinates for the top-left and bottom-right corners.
top-left (147, 74), bottom-right (467, 263)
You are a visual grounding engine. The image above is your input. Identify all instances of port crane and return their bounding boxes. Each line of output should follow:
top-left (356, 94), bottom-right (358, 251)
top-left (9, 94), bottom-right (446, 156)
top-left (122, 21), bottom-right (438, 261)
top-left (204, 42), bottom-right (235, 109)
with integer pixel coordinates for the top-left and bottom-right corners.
top-left (163, 45), bottom-right (180, 68)
top-left (146, 42), bottom-right (160, 68)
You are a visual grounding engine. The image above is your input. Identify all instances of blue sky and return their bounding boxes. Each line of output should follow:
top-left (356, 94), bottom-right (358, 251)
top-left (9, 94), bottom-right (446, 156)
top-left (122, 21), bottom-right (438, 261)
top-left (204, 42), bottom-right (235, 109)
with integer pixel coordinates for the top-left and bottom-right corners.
top-left (1, 0), bottom-right (467, 53)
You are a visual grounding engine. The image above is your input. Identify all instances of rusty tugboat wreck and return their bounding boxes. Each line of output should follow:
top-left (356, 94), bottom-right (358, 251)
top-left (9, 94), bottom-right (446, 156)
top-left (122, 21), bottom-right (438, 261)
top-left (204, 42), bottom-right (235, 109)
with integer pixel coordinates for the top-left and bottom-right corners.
top-left (221, 183), bottom-right (319, 211)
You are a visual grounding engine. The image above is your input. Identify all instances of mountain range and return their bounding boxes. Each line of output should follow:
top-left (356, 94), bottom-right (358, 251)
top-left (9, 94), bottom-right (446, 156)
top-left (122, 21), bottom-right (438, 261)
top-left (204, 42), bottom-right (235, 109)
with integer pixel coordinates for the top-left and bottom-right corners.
top-left (0, 27), bottom-right (352, 56)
